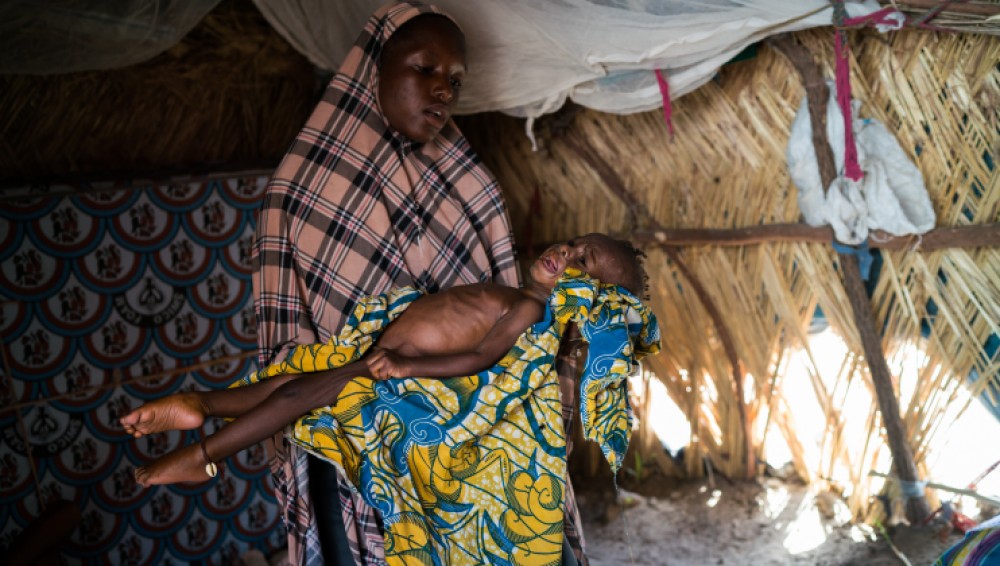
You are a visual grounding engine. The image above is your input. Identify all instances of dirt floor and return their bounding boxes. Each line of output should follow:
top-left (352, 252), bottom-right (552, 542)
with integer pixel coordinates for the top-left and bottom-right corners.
top-left (577, 476), bottom-right (970, 565)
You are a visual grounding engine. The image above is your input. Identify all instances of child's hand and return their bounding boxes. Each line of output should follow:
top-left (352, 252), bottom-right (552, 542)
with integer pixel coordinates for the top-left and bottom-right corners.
top-left (366, 348), bottom-right (410, 380)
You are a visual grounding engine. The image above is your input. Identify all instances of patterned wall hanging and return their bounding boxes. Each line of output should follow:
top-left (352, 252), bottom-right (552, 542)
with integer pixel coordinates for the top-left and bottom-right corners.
top-left (0, 173), bottom-right (287, 564)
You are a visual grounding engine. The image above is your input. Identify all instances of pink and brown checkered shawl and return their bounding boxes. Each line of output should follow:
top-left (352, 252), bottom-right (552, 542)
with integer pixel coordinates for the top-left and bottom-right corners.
top-left (253, 3), bottom-right (590, 564)
top-left (253, 2), bottom-right (520, 563)
top-left (254, 1), bottom-right (519, 368)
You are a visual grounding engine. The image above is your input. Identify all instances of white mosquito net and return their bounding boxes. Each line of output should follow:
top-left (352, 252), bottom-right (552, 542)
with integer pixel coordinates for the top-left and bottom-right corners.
top-left (2, 0), bottom-right (881, 122)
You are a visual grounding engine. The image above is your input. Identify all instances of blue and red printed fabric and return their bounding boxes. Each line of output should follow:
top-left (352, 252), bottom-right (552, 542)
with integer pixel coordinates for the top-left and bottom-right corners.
top-left (0, 174), bottom-right (283, 564)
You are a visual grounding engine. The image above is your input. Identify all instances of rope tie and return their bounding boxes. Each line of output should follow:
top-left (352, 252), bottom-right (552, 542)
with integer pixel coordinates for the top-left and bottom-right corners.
top-left (832, 240), bottom-right (874, 280)
top-left (868, 231), bottom-right (892, 244)
top-left (899, 478), bottom-right (928, 498)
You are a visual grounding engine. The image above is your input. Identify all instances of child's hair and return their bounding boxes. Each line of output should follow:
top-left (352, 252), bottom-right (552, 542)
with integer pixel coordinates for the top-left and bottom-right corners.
top-left (612, 238), bottom-right (649, 300)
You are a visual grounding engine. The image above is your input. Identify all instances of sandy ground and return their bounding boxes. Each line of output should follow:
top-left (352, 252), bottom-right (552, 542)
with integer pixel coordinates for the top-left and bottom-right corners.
top-left (577, 477), bottom-right (967, 566)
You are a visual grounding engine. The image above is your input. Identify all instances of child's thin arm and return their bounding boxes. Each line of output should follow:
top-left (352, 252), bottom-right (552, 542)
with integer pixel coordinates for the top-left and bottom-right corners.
top-left (367, 300), bottom-right (542, 379)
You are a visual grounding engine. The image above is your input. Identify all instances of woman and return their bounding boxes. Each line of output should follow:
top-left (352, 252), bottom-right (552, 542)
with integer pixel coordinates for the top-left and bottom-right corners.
top-left (253, 3), bottom-right (586, 564)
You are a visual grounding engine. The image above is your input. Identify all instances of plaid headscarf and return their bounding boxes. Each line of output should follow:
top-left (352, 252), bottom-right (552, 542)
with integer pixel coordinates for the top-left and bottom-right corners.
top-left (252, 2), bottom-right (519, 563)
top-left (254, 1), bottom-right (519, 367)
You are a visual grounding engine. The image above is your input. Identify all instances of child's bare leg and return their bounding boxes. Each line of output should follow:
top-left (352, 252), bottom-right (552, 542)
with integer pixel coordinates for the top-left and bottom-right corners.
top-left (120, 374), bottom-right (301, 438)
top-left (134, 443), bottom-right (207, 486)
top-left (135, 362), bottom-right (367, 485)
top-left (120, 391), bottom-right (206, 438)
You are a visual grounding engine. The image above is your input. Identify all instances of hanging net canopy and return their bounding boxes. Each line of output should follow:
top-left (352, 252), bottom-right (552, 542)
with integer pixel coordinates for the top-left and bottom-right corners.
top-left (1, 0), bottom-right (882, 122)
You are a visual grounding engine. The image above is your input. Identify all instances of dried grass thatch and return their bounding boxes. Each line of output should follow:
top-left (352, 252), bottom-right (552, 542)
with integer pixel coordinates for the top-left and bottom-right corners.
top-left (0, 0), bottom-right (317, 182)
top-left (459, 26), bottom-right (999, 518)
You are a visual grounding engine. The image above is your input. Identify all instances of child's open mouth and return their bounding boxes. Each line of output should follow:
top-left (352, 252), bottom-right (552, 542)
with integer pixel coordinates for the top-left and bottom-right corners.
top-left (543, 255), bottom-right (560, 275)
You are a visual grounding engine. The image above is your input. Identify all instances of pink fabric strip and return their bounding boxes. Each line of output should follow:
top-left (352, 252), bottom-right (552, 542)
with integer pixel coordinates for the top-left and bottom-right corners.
top-left (654, 68), bottom-right (675, 140)
top-left (834, 30), bottom-right (864, 182)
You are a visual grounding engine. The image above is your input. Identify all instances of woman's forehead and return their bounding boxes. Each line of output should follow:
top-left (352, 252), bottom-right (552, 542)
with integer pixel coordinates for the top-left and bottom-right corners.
top-left (385, 15), bottom-right (465, 59)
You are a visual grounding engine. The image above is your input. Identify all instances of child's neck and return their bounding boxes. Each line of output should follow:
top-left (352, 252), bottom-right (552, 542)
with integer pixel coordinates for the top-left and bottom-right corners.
top-left (521, 278), bottom-right (554, 305)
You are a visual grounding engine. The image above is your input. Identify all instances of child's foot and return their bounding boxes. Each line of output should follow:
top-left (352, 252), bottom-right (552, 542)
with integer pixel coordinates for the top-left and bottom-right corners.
top-left (120, 393), bottom-right (207, 438)
top-left (134, 443), bottom-right (213, 486)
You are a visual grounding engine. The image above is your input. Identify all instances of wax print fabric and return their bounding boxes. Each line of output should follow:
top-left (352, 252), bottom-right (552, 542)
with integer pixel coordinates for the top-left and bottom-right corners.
top-left (235, 271), bottom-right (660, 564)
top-left (935, 515), bottom-right (1000, 566)
top-left (0, 174), bottom-right (283, 564)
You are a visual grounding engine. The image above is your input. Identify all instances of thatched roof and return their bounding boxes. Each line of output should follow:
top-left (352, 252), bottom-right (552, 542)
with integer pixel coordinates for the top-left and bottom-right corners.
top-left (1, 0), bottom-right (997, 520)
top-left (0, 0), bottom-right (317, 182)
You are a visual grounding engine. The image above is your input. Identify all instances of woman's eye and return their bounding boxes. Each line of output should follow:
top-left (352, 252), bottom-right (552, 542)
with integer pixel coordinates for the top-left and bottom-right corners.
top-left (450, 78), bottom-right (463, 90)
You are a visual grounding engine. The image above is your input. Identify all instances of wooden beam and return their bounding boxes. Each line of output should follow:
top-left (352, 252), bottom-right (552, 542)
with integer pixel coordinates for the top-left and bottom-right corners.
top-left (770, 33), bottom-right (931, 524)
top-left (559, 134), bottom-right (642, 229)
top-left (880, 0), bottom-right (1000, 17)
top-left (2, 350), bottom-right (259, 412)
top-left (843, 252), bottom-right (931, 523)
top-left (869, 471), bottom-right (1000, 508)
top-left (522, 223), bottom-right (1000, 258)
top-left (766, 35), bottom-right (837, 196)
top-left (631, 223), bottom-right (1000, 251)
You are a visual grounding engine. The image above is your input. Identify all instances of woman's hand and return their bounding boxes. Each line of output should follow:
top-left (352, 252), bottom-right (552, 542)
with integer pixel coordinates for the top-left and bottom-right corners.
top-left (365, 348), bottom-right (411, 380)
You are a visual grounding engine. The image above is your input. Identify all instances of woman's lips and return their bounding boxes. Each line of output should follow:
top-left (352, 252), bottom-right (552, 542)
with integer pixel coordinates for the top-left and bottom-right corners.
top-left (424, 104), bottom-right (449, 129)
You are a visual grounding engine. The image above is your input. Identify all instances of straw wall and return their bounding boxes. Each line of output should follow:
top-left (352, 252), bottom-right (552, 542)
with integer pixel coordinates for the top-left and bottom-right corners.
top-left (459, 27), bottom-right (999, 518)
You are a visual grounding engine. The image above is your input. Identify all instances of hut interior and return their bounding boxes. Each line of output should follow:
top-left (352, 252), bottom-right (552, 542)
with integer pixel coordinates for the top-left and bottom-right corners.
top-left (0, 0), bottom-right (997, 564)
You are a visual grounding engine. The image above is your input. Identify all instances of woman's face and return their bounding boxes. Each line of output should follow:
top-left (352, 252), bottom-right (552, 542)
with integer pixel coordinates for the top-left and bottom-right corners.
top-left (378, 16), bottom-right (466, 144)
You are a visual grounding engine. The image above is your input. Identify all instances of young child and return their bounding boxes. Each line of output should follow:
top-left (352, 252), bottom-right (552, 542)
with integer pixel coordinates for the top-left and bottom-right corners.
top-left (123, 233), bottom-right (646, 486)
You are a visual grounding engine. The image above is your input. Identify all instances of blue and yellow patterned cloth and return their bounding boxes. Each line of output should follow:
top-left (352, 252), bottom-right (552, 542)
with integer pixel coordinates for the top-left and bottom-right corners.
top-left (234, 270), bottom-right (660, 565)
top-left (935, 515), bottom-right (1000, 566)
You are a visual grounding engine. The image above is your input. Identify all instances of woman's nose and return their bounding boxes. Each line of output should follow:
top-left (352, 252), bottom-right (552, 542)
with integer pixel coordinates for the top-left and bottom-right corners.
top-left (434, 81), bottom-right (454, 103)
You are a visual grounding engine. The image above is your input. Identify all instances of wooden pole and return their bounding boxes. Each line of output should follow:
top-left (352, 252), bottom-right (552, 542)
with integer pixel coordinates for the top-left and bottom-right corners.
top-left (3, 350), bottom-right (258, 412)
top-left (663, 246), bottom-right (754, 479)
top-left (559, 133), bottom-right (755, 480)
top-left (522, 223), bottom-right (1000, 257)
top-left (769, 33), bottom-right (931, 523)
top-left (843, 252), bottom-right (931, 523)
top-left (767, 35), bottom-right (837, 197)
top-left (879, 0), bottom-right (1000, 17)
top-left (631, 223), bottom-right (1000, 250)
top-left (868, 471), bottom-right (1000, 508)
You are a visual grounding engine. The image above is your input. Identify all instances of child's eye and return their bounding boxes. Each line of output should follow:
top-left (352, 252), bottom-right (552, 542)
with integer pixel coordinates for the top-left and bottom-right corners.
top-left (450, 77), bottom-right (463, 90)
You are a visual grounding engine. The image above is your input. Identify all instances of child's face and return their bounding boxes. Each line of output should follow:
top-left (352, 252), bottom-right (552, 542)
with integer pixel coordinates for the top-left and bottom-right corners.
top-left (529, 234), bottom-right (632, 291)
top-left (379, 17), bottom-right (466, 144)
